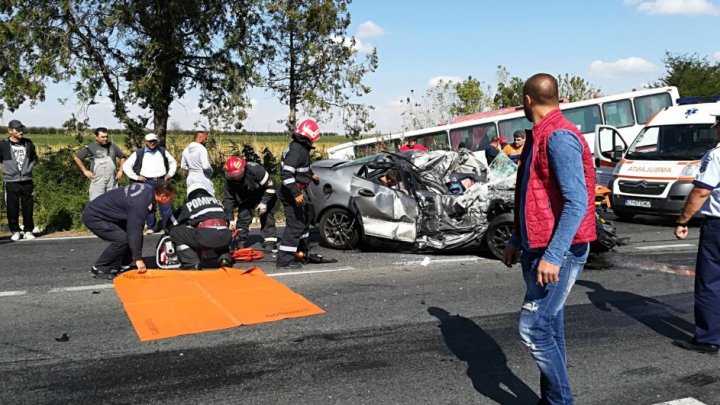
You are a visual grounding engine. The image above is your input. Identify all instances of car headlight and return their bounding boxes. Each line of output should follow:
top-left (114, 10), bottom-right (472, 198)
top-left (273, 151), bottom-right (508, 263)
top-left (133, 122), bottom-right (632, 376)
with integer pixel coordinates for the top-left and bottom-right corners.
top-left (612, 161), bottom-right (623, 176)
top-left (680, 164), bottom-right (699, 178)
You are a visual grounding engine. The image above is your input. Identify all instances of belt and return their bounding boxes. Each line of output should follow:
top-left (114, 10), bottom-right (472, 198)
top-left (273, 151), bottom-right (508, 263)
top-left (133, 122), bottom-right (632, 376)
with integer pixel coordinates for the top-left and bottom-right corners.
top-left (196, 218), bottom-right (228, 229)
top-left (705, 215), bottom-right (720, 221)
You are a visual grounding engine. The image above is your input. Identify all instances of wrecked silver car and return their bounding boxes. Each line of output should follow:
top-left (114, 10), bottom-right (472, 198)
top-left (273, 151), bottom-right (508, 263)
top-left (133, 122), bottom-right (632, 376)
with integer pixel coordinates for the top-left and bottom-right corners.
top-left (307, 150), bottom-right (517, 259)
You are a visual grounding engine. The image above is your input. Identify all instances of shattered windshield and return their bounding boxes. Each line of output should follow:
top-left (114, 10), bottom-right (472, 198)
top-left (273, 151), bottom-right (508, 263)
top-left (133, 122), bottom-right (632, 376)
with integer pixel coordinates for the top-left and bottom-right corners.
top-left (486, 152), bottom-right (517, 188)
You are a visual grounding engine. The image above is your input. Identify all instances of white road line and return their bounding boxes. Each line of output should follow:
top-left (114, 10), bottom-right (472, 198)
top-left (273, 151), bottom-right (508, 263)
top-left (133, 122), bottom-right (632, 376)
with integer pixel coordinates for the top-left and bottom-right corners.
top-left (49, 284), bottom-right (114, 293)
top-left (635, 244), bottom-right (695, 250)
top-left (271, 267), bottom-right (355, 277)
top-left (392, 257), bottom-right (481, 265)
top-left (653, 398), bottom-right (707, 405)
top-left (0, 290), bottom-right (27, 297)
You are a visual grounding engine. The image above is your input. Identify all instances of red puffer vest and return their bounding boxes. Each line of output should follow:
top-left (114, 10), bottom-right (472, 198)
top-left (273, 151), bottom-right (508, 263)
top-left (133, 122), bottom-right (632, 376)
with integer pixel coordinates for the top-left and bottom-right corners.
top-left (513, 109), bottom-right (596, 248)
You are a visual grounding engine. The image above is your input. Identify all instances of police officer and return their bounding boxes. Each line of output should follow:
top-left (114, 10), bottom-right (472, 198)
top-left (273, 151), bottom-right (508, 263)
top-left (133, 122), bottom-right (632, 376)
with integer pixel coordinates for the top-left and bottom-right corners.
top-left (673, 111), bottom-right (720, 355)
top-left (276, 119), bottom-right (321, 268)
top-left (223, 156), bottom-right (279, 251)
top-left (82, 182), bottom-right (176, 279)
top-left (169, 183), bottom-right (233, 270)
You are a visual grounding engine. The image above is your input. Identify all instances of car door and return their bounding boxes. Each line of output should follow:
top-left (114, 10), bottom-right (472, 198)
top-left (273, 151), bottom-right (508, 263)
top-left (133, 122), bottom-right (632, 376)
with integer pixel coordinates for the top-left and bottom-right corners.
top-left (594, 125), bottom-right (628, 188)
top-left (350, 174), bottom-right (419, 242)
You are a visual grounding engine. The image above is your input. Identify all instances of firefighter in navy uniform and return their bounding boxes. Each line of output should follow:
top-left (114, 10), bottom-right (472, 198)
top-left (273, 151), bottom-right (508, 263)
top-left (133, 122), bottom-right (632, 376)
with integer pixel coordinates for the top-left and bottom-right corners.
top-left (223, 156), bottom-right (280, 251)
top-left (276, 119), bottom-right (325, 268)
top-left (168, 183), bottom-right (233, 269)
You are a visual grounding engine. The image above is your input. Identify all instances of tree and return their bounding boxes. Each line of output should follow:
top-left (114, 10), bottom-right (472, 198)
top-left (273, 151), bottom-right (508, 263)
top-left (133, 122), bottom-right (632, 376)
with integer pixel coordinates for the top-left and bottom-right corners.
top-left (451, 76), bottom-right (492, 117)
top-left (0, 1), bottom-right (260, 146)
top-left (493, 65), bottom-right (524, 108)
top-left (557, 73), bottom-right (600, 102)
top-left (258, 0), bottom-right (378, 134)
top-left (655, 52), bottom-right (720, 96)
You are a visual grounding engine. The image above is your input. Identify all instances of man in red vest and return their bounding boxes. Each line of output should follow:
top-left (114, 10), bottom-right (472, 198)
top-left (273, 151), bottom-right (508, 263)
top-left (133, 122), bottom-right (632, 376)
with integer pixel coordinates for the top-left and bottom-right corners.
top-left (502, 73), bottom-right (596, 404)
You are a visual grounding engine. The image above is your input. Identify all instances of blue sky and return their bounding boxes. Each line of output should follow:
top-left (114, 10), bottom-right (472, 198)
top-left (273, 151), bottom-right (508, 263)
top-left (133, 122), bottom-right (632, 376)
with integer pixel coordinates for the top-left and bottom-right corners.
top-left (5, 0), bottom-right (720, 134)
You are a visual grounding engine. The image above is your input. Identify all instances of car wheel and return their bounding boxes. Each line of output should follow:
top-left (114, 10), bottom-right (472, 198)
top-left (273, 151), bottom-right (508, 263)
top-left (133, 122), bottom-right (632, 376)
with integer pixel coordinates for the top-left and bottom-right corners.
top-left (485, 213), bottom-right (514, 260)
top-left (612, 208), bottom-right (635, 221)
top-left (318, 207), bottom-right (361, 249)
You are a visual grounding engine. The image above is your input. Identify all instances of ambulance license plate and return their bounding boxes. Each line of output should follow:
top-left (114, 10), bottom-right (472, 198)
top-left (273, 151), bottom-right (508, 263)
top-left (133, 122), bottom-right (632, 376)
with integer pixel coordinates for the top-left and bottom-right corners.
top-left (624, 199), bottom-right (651, 208)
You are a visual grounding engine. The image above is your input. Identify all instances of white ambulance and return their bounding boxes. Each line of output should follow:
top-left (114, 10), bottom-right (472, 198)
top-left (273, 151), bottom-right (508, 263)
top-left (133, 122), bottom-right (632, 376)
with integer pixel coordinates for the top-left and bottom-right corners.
top-left (595, 101), bottom-right (719, 220)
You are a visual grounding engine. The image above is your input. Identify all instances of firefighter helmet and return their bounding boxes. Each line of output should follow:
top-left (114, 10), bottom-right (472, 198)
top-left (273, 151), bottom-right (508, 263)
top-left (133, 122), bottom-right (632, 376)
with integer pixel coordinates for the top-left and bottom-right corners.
top-left (294, 119), bottom-right (320, 142)
top-left (225, 156), bottom-right (246, 180)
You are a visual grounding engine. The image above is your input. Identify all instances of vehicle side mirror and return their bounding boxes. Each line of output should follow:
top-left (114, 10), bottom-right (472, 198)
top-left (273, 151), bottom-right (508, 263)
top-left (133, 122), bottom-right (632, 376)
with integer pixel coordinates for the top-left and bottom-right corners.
top-left (612, 146), bottom-right (624, 162)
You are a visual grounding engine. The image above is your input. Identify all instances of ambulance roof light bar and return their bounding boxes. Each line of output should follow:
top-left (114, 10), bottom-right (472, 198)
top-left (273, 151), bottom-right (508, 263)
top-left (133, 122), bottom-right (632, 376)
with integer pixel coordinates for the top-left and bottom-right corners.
top-left (677, 95), bottom-right (720, 105)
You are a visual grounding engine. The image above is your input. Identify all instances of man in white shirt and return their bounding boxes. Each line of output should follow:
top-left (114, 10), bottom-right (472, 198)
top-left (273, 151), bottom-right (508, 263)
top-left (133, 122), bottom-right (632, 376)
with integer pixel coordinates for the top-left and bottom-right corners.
top-left (181, 130), bottom-right (214, 196)
top-left (122, 133), bottom-right (177, 233)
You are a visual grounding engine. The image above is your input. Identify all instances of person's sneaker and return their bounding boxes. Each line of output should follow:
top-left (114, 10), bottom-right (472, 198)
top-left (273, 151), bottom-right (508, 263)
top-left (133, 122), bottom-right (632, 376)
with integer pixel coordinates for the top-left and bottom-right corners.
top-left (144, 228), bottom-right (155, 235)
top-left (23, 232), bottom-right (35, 240)
top-left (672, 339), bottom-right (719, 355)
top-left (276, 261), bottom-right (303, 269)
top-left (10, 232), bottom-right (22, 241)
top-left (90, 266), bottom-right (117, 280)
top-left (218, 257), bottom-right (233, 268)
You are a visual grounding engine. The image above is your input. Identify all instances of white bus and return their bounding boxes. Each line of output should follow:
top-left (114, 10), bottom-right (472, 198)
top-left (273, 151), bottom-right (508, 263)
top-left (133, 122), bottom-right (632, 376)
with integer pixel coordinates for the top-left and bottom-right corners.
top-left (327, 86), bottom-right (681, 162)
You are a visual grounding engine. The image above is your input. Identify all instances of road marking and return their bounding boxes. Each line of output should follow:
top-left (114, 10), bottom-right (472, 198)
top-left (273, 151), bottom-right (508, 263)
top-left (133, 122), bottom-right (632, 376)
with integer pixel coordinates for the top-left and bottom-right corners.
top-left (635, 244), bottom-right (695, 250)
top-left (654, 398), bottom-right (707, 405)
top-left (272, 267), bottom-right (355, 277)
top-left (392, 257), bottom-right (482, 265)
top-left (49, 284), bottom-right (114, 293)
top-left (0, 290), bottom-right (27, 297)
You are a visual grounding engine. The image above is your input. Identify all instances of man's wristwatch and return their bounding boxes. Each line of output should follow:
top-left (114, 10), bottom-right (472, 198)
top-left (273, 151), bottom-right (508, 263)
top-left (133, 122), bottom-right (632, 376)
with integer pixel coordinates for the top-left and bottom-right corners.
top-left (676, 220), bottom-right (688, 227)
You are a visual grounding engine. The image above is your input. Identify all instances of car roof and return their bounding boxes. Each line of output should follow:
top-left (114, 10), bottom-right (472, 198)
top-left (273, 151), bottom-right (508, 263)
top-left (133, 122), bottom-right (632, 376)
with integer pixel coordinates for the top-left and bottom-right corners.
top-left (648, 102), bottom-right (720, 126)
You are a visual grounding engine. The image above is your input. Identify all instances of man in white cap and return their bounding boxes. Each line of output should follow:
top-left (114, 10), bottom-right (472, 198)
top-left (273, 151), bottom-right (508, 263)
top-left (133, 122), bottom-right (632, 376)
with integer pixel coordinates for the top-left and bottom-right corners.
top-left (0, 119), bottom-right (39, 241)
top-left (180, 130), bottom-right (215, 196)
top-left (122, 133), bottom-right (177, 233)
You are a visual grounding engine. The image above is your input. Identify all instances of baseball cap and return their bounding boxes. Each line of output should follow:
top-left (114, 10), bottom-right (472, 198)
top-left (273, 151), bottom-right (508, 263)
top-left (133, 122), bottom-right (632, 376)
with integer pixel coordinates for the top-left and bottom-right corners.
top-left (8, 120), bottom-right (24, 129)
top-left (144, 133), bottom-right (159, 141)
top-left (498, 136), bottom-right (507, 144)
top-left (711, 111), bottom-right (720, 128)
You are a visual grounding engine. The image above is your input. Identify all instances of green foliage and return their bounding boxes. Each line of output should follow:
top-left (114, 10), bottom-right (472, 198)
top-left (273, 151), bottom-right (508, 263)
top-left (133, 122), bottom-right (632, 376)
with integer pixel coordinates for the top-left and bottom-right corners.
top-left (259, 0), bottom-right (377, 134)
top-left (262, 146), bottom-right (278, 174)
top-left (494, 66), bottom-right (525, 108)
top-left (452, 76), bottom-right (492, 116)
top-left (241, 143), bottom-right (262, 163)
top-left (557, 73), bottom-right (600, 102)
top-left (654, 52), bottom-right (720, 96)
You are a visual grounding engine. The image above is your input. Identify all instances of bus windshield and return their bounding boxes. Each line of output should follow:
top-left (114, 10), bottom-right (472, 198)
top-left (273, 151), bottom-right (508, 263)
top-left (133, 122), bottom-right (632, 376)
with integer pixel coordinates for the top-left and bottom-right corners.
top-left (625, 124), bottom-right (717, 161)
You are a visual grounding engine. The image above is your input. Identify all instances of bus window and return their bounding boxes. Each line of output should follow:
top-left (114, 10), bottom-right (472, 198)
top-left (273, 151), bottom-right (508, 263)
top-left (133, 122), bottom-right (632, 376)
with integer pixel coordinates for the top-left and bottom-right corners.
top-left (450, 123), bottom-right (497, 151)
top-left (603, 99), bottom-right (634, 128)
top-left (634, 93), bottom-right (672, 124)
top-left (419, 131), bottom-right (449, 151)
top-left (498, 116), bottom-right (532, 140)
top-left (563, 105), bottom-right (601, 134)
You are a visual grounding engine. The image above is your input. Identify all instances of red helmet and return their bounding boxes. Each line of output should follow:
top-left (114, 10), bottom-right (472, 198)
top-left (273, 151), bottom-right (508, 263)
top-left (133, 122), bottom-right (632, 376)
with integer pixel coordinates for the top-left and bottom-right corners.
top-left (295, 119), bottom-right (320, 142)
top-left (225, 156), bottom-right (246, 180)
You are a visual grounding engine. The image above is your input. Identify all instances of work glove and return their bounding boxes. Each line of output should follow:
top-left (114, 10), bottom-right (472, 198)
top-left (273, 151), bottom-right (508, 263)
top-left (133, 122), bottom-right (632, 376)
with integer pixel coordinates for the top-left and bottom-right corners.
top-left (294, 193), bottom-right (304, 205)
top-left (311, 175), bottom-right (320, 185)
top-left (257, 203), bottom-right (267, 215)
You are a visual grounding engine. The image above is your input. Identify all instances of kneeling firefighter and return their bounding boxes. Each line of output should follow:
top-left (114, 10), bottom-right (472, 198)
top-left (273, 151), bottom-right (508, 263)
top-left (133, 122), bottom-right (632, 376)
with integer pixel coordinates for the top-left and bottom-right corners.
top-left (168, 183), bottom-right (233, 269)
top-left (277, 119), bottom-right (336, 268)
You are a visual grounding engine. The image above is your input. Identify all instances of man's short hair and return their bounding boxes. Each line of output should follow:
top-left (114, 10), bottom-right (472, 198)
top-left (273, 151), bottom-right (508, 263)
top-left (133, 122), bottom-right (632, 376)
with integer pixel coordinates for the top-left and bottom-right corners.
top-left (385, 168), bottom-right (401, 185)
top-left (523, 73), bottom-right (559, 106)
top-left (95, 127), bottom-right (109, 136)
top-left (154, 182), bottom-right (177, 196)
top-left (513, 130), bottom-right (526, 139)
top-left (194, 130), bottom-right (208, 140)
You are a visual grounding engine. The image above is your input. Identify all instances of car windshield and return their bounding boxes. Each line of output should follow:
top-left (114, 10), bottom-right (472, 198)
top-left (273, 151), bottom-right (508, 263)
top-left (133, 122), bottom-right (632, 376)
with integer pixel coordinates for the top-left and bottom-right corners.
top-left (625, 124), bottom-right (717, 161)
top-left (332, 155), bottom-right (377, 169)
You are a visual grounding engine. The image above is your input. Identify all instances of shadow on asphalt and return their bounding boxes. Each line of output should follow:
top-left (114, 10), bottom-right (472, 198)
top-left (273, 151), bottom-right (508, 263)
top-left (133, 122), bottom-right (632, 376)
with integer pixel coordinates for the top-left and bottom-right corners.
top-left (427, 307), bottom-right (539, 405)
top-left (575, 280), bottom-right (694, 341)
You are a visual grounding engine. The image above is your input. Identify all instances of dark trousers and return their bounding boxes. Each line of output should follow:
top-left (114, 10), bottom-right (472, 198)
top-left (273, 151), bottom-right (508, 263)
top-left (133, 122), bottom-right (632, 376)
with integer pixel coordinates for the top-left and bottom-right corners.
top-left (4, 180), bottom-right (34, 233)
top-left (169, 225), bottom-right (232, 267)
top-left (277, 188), bottom-right (310, 266)
top-left (694, 218), bottom-right (720, 345)
top-left (141, 179), bottom-right (174, 231)
top-left (235, 196), bottom-right (280, 246)
top-left (82, 211), bottom-right (132, 271)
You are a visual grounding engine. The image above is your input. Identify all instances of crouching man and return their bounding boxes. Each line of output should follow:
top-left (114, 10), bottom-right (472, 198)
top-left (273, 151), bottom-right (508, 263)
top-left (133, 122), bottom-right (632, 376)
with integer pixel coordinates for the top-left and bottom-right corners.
top-left (82, 182), bottom-right (176, 279)
top-left (169, 183), bottom-right (233, 269)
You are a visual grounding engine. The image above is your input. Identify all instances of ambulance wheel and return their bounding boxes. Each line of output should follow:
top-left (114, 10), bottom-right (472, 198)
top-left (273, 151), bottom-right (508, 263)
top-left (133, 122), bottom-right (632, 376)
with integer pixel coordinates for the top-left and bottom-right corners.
top-left (485, 213), bottom-right (514, 260)
top-left (612, 208), bottom-right (635, 221)
top-left (318, 207), bottom-right (361, 249)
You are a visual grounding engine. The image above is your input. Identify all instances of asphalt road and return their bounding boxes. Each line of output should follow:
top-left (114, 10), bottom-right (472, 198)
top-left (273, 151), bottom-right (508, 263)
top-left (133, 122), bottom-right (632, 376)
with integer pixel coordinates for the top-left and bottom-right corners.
top-left (0, 214), bottom-right (717, 404)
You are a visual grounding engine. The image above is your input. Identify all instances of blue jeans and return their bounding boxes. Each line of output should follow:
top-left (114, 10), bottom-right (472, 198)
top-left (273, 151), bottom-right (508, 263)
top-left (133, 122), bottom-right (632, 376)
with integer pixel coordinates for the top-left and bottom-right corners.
top-left (518, 243), bottom-right (589, 405)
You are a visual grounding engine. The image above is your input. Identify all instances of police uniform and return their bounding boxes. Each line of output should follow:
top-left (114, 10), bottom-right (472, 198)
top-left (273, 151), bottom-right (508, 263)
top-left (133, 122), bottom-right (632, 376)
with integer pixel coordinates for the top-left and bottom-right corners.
top-left (82, 183), bottom-right (155, 275)
top-left (169, 186), bottom-right (232, 269)
top-left (689, 144), bottom-right (720, 345)
top-left (277, 137), bottom-right (315, 267)
top-left (223, 161), bottom-right (279, 249)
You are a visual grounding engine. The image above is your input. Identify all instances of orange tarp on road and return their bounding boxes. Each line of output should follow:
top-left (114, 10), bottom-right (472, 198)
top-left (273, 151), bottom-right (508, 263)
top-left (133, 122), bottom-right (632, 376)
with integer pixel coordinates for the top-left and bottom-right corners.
top-left (113, 267), bottom-right (325, 342)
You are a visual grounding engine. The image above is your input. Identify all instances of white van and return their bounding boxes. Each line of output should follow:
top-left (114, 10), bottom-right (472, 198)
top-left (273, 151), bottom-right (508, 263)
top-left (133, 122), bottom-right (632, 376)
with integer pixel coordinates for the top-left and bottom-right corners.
top-left (595, 102), bottom-right (719, 219)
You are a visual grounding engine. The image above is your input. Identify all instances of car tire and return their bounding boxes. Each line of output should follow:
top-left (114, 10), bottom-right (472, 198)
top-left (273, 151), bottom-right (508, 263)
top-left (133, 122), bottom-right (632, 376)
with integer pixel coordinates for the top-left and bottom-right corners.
top-left (485, 213), bottom-right (514, 260)
top-left (318, 207), bottom-right (361, 249)
top-left (612, 208), bottom-right (635, 221)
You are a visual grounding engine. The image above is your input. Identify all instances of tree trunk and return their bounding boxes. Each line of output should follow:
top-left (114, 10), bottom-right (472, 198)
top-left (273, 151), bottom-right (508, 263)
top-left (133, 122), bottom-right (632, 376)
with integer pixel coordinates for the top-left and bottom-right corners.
top-left (154, 104), bottom-right (169, 147)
